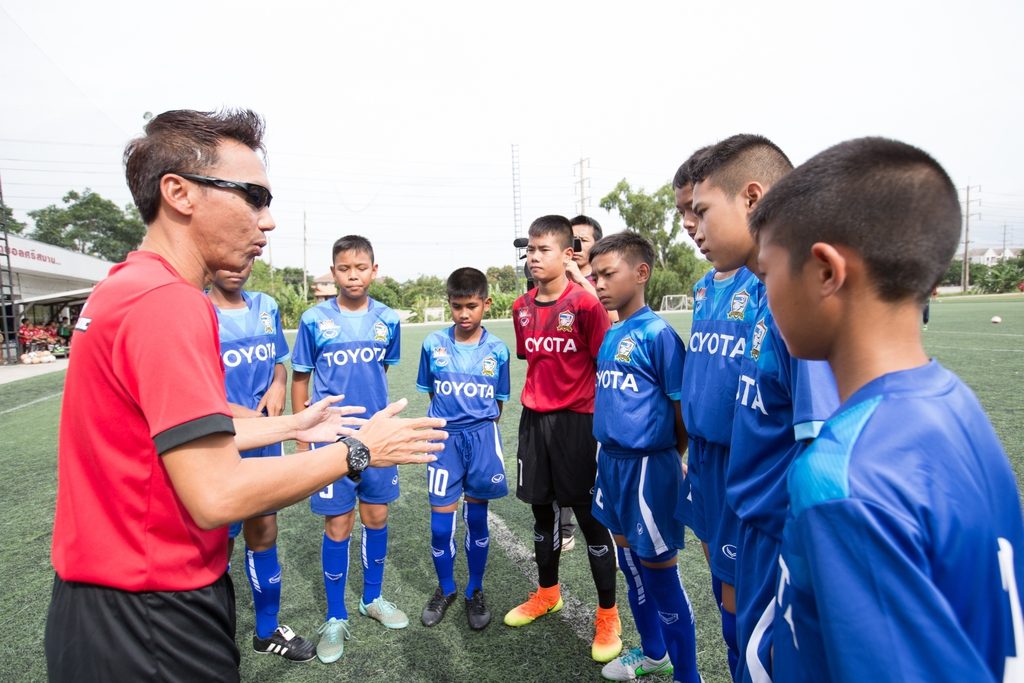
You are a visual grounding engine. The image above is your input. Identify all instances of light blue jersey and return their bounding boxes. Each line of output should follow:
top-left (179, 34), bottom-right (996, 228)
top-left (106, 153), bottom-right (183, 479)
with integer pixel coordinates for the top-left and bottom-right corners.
top-left (214, 291), bottom-right (289, 412)
top-left (775, 361), bottom-right (1024, 683)
top-left (682, 267), bottom-right (760, 445)
top-left (292, 297), bottom-right (400, 414)
top-left (593, 306), bottom-right (686, 455)
top-left (416, 326), bottom-right (511, 431)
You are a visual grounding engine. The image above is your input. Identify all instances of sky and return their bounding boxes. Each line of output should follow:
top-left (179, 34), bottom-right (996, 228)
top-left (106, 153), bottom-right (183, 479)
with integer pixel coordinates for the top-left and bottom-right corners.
top-left (2, 0), bottom-right (1022, 281)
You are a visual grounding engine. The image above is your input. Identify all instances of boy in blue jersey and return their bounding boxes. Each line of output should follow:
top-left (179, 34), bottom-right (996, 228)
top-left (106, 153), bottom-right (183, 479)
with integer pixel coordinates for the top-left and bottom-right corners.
top-left (415, 267), bottom-right (511, 631)
top-left (208, 261), bottom-right (316, 662)
top-left (589, 233), bottom-right (700, 683)
top-left (691, 135), bottom-right (839, 683)
top-left (675, 145), bottom-right (748, 679)
top-left (752, 137), bottom-right (1024, 683)
top-left (291, 235), bottom-right (406, 664)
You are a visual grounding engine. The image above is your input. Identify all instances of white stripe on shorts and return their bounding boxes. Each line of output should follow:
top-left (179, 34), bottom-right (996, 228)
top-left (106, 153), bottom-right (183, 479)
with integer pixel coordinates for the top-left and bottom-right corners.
top-left (638, 456), bottom-right (668, 555)
top-left (746, 598), bottom-right (776, 683)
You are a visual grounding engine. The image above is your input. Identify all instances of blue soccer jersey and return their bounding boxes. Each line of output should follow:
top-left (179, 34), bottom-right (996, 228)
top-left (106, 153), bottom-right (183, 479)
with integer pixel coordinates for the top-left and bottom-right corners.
top-left (726, 300), bottom-right (839, 539)
top-left (415, 326), bottom-right (511, 431)
top-left (682, 267), bottom-right (760, 445)
top-left (593, 306), bottom-right (686, 454)
top-left (775, 361), bottom-right (1024, 683)
top-left (291, 297), bottom-right (400, 414)
top-left (214, 291), bottom-right (290, 412)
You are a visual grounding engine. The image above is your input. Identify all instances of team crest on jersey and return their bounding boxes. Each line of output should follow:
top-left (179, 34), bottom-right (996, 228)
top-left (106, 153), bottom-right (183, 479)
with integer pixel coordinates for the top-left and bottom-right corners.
top-left (727, 290), bottom-right (750, 320)
top-left (318, 318), bottom-right (340, 340)
top-left (432, 345), bottom-right (449, 367)
top-left (518, 308), bottom-right (530, 327)
top-left (557, 311), bottom-right (575, 332)
top-left (373, 321), bottom-right (389, 343)
top-left (259, 311), bottom-right (274, 334)
top-left (751, 319), bottom-right (768, 360)
top-left (695, 287), bottom-right (707, 302)
top-left (615, 338), bottom-right (636, 363)
top-left (481, 356), bottom-right (497, 377)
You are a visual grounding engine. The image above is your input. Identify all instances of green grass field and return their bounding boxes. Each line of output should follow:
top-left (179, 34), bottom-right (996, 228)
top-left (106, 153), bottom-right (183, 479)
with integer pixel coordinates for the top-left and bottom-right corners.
top-left (1, 295), bottom-right (1021, 682)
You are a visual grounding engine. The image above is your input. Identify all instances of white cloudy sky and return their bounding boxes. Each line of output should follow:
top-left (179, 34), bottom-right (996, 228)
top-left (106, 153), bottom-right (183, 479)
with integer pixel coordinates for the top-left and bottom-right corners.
top-left (2, 0), bottom-right (1022, 280)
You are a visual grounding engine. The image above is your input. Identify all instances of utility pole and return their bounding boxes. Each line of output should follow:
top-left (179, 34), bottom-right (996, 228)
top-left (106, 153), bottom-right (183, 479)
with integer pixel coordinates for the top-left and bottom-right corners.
top-left (1003, 224), bottom-right (1008, 256)
top-left (961, 185), bottom-right (981, 292)
top-left (574, 157), bottom-right (590, 215)
top-left (302, 210), bottom-right (309, 302)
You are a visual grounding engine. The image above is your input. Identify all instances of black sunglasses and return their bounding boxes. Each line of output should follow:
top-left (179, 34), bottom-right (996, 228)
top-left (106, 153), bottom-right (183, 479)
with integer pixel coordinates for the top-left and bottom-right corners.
top-left (174, 172), bottom-right (273, 210)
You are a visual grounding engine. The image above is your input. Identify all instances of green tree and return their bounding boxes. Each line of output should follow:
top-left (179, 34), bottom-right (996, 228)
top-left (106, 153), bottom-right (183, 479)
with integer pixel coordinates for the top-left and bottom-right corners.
top-left (0, 204), bottom-right (27, 234)
top-left (941, 259), bottom-right (992, 289)
top-left (27, 189), bottom-right (145, 262)
top-left (369, 276), bottom-right (403, 310)
top-left (976, 256), bottom-right (1024, 294)
top-left (486, 265), bottom-right (518, 294)
top-left (599, 179), bottom-right (710, 307)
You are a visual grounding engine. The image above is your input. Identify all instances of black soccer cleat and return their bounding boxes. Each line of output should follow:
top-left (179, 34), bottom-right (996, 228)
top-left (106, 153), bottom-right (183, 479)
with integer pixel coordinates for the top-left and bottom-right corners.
top-left (422, 586), bottom-right (458, 627)
top-left (465, 589), bottom-right (492, 631)
top-left (252, 625), bottom-right (316, 662)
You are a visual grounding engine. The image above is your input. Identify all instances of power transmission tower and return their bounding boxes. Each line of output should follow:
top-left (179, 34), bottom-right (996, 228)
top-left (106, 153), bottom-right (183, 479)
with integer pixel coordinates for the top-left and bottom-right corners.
top-left (961, 185), bottom-right (980, 292)
top-left (511, 144), bottom-right (523, 292)
top-left (574, 157), bottom-right (590, 215)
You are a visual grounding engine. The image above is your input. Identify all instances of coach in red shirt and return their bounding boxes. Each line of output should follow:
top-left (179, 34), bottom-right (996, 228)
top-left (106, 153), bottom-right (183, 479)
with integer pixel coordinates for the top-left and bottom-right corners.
top-left (45, 109), bottom-right (446, 683)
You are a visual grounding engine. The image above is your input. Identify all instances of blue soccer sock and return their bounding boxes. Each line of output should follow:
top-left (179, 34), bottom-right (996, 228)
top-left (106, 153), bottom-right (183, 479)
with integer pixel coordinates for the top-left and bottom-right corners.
top-left (712, 576), bottom-right (739, 679)
top-left (640, 562), bottom-right (700, 683)
top-left (321, 534), bottom-right (350, 620)
top-left (361, 525), bottom-right (388, 604)
top-left (463, 501), bottom-right (489, 597)
top-left (245, 545), bottom-right (282, 639)
top-left (618, 546), bottom-right (667, 661)
top-left (430, 510), bottom-right (458, 596)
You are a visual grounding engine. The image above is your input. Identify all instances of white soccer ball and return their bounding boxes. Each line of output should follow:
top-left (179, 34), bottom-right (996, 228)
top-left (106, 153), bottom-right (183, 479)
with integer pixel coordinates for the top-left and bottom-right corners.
top-left (991, 316), bottom-right (1003, 324)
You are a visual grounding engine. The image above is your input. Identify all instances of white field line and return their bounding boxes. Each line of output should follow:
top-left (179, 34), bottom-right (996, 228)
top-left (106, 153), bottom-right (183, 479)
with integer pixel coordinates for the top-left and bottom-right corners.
top-left (487, 510), bottom-right (594, 643)
top-left (927, 330), bottom-right (1024, 338)
top-left (0, 392), bottom-right (62, 416)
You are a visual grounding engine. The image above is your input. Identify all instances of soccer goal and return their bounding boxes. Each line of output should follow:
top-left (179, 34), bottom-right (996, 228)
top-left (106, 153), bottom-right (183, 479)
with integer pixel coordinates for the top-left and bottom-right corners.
top-left (660, 293), bottom-right (692, 312)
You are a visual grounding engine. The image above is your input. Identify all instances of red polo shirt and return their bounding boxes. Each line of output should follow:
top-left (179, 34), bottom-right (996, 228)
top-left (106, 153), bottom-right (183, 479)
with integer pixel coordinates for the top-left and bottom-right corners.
top-left (51, 251), bottom-right (234, 591)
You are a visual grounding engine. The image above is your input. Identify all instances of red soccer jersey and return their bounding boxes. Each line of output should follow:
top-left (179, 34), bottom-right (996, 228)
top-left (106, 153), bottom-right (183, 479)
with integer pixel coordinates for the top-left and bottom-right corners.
top-left (51, 251), bottom-right (235, 592)
top-left (513, 281), bottom-right (610, 413)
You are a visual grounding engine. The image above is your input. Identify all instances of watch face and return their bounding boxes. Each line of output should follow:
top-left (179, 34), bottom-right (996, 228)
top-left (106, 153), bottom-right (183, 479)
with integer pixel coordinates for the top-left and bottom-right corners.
top-left (346, 439), bottom-right (370, 471)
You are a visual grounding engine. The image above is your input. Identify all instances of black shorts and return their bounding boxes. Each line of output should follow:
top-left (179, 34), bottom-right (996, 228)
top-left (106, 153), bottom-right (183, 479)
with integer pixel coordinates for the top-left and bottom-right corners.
top-left (516, 407), bottom-right (598, 507)
top-left (45, 572), bottom-right (239, 683)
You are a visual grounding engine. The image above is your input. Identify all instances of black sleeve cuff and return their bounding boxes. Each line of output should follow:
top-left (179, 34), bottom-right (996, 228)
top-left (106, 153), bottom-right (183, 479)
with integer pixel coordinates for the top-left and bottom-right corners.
top-left (154, 414), bottom-right (236, 455)
top-left (517, 353), bottom-right (526, 360)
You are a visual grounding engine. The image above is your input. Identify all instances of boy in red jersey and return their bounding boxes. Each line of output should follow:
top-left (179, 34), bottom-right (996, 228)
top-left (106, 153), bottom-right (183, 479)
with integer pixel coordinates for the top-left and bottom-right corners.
top-left (503, 214), bottom-right (622, 664)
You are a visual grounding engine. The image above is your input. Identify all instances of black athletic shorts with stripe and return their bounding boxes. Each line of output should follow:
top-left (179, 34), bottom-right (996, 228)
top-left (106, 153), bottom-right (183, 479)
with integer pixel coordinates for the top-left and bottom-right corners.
top-left (45, 572), bottom-right (239, 683)
top-left (516, 407), bottom-right (598, 507)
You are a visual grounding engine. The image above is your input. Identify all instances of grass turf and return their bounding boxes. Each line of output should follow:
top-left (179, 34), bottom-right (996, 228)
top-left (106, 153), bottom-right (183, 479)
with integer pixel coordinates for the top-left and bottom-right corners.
top-left (0, 294), bottom-right (1020, 682)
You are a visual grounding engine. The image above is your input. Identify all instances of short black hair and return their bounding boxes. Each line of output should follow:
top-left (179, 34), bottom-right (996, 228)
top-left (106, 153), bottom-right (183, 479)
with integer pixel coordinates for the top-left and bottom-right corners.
top-left (446, 267), bottom-right (489, 300)
top-left (589, 232), bottom-right (655, 270)
top-left (124, 109), bottom-right (266, 224)
top-left (569, 215), bottom-right (603, 240)
top-left (692, 134), bottom-right (792, 196)
top-left (528, 215), bottom-right (573, 250)
top-left (332, 234), bottom-right (375, 263)
top-left (750, 137), bottom-right (961, 304)
top-left (672, 145), bottom-right (712, 190)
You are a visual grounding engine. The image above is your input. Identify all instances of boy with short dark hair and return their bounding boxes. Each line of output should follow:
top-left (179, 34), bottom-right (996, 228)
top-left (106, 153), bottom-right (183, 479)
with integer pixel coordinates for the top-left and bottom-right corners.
top-left (588, 232), bottom-right (700, 683)
top-left (673, 144), bottom-right (751, 679)
top-left (504, 214), bottom-right (622, 664)
top-left (292, 234), bottom-right (405, 664)
top-left (691, 134), bottom-right (839, 683)
top-left (415, 267), bottom-right (511, 631)
top-left (753, 137), bottom-right (1024, 682)
top-left (208, 260), bottom-right (316, 662)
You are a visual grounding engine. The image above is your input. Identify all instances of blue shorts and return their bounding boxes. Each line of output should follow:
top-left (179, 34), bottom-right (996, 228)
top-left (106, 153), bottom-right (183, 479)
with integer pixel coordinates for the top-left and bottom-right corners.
top-left (228, 443), bottom-right (282, 539)
top-left (592, 446), bottom-right (686, 560)
top-left (685, 438), bottom-right (740, 584)
top-left (427, 420), bottom-right (508, 507)
top-left (735, 521), bottom-right (779, 683)
top-left (308, 441), bottom-right (400, 515)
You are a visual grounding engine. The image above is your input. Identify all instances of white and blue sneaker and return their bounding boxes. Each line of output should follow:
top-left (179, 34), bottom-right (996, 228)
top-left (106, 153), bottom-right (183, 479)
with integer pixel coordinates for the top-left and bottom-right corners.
top-left (315, 618), bottom-right (351, 664)
top-left (600, 646), bottom-right (673, 681)
top-left (359, 596), bottom-right (409, 629)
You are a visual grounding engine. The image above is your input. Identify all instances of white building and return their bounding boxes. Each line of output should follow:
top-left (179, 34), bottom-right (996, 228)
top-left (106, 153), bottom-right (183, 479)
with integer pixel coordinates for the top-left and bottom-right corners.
top-left (968, 247), bottom-right (1020, 267)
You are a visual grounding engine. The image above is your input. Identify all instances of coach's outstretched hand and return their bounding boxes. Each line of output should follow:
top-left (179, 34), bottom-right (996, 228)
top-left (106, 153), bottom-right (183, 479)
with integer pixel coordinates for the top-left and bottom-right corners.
top-left (357, 398), bottom-right (446, 467)
top-left (294, 395), bottom-right (367, 444)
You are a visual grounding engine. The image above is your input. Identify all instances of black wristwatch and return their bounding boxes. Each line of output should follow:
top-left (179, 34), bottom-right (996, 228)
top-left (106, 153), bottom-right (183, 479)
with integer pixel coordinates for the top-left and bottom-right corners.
top-left (338, 436), bottom-right (370, 483)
